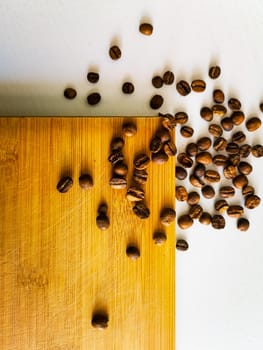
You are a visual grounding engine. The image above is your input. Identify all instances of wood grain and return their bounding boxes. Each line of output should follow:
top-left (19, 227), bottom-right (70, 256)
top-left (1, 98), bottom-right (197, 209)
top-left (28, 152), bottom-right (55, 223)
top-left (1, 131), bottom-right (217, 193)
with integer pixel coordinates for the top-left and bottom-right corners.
top-left (0, 117), bottom-right (175, 350)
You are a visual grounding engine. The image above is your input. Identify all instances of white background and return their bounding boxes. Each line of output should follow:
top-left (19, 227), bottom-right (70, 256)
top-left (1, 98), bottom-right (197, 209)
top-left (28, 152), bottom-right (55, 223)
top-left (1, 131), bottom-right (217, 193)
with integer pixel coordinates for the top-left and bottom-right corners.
top-left (1, 1), bottom-right (263, 349)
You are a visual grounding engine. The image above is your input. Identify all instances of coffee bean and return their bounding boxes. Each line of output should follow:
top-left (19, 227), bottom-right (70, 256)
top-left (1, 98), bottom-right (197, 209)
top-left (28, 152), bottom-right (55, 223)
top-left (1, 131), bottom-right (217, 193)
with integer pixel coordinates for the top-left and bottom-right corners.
top-left (246, 117), bottom-right (262, 131)
top-left (213, 89), bottom-right (225, 103)
top-left (238, 161), bottom-right (252, 175)
top-left (163, 71), bottom-right (174, 85)
top-left (150, 136), bottom-right (162, 153)
top-left (212, 154), bottom-right (228, 167)
top-left (228, 98), bottom-right (241, 110)
top-left (152, 76), bottom-right (163, 88)
top-left (189, 174), bottom-right (205, 188)
top-left (211, 214), bottom-right (225, 229)
top-left (126, 187), bottom-right (144, 201)
top-left (126, 245), bottom-right (140, 259)
top-left (208, 124), bottom-right (223, 137)
top-left (113, 163), bottom-right (128, 176)
top-left (64, 87), bottom-right (77, 99)
top-left (91, 313), bottom-right (109, 329)
top-left (98, 203), bottom-right (108, 215)
top-left (164, 141), bottom-right (177, 156)
top-left (134, 154), bottom-right (150, 169)
top-left (239, 144), bottom-right (251, 158)
top-left (197, 137), bottom-right (212, 151)
top-left (204, 169), bottom-right (220, 183)
top-left (110, 137), bottom-right (125, 151)
top-left (153, 231), bottom-right (167, 245)
top-left (193, 163), bottom-right (205, 177)
top-left (109, 176), bottom-right (127, 189)
top-left (57, 176), bottom-right (73, 193)
top-left (212, 105), bottom-right (227, 118)
top-left (209, 65), bottom-right (221, 79)
top-left (177, 152), bottom-right (193, 168)
top-left (231, 111), bottom-right (245, 125)
top-left (176, 166), bottom-right (187, 180)
top-left (187, 191), bottom-right (200, 205)
top-left (226, 142), bottom-right (239, 154)
top-left (161, 114), bottom-right (177, 130)
top-left (133, 202), bottom-right (150, 219)
top-left (122, 122), bottom-right (137, 136)
top-left (150, 94), bottom-right (164, 109)
top-left (139, 22), bottom-right (153, 35)
top-left (156, 128), bottom-right (171, 143)
top-left (87, 72), bottom-right (99, 83)
top-left (232, 174), bottom-right (248, 189)
top-left (232, 131), bottom-right (246, 144)
top-left (186, 143), bottom-right (198, 157)
top-left (160, 207), bottom-right (176, 226)
top-left (219, 186), bottom-right (235, 198)
top-left (133, 169), bottom-right (148, 185)
top-left (200, 107), bottom-right (213, 121)
top-left (109, 45), bottom-right (121, 60)
top-left (221, 117), bottom-right (234, 131)
top-left (176, 239), bottom-right (189, 251)
top-left (176, 80), bottom-right (191, 96)
top-left (227, 205), bottom-right (244, 218)
top-left (251, 144), bottom-right (263, 158)
top-left (87, 92), bottom-right (101, 105)
top-left (191, 79), bottom-right (206, 92)
top-left (199, 212), bottom-right (212, 225)
top-left (244, 194), bottom-right (261, 209)
top-left (152, 151), bottom-right (169, 164)
top-left (176, 185), bottom-right (188, 201)
top-left (189, 204), bottom-right (203, 219)
top-left (122, 82), bottom-right (134, 94)
top-left (237, 218), bottom-right (250, 231)
top-left (180, 125), bottom-right (194, 138)
top-left (108, 150), bottom-right (124, 165)
top-left (215, 199), bottom-right (229, 213)
top-left (201, 185), bottom-right (215, 199)
top-left (196, 151), bottom-right (212, 165)
top-left (223, 164), bottom-right (237, 179)
top-left (96, 213), bottom-right (110, 230)
top-left (174, 112), bottom-right (189, 124)
top-left (228, 154), bottom-right (240, 166)
top-left (242, 185), bottom-right (255, 196)
top-left (178, 214), bottom-right (193, 229)
top-left (213, 137), bottom-right (227, 151)
top-left (79, 174), bottom-right (93, 189)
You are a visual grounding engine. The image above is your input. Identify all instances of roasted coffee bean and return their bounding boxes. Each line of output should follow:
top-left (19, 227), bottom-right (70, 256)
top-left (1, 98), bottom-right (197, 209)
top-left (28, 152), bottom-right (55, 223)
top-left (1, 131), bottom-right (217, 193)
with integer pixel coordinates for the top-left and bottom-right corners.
top-left (122, 122), bottom-right (137, 137)
top-left (227, 205), bottom-right (244, 218)
top-left (199, 212), bottom-right (212, 225)
top-left (191, 79), bottom-right (206, 92)
top-left (109, 176), bottom-right (127, 189)
top-left (87, 72), bottom-right (99, 83)
top-left (96, 213), bottom-right (110, 230)
top-left (223, 164), bottom-right (237, 179)
top-left (237, 218), bottom-right (250, 231)
top-left (109, 45), bottom-right (121, 60)
top-left (126, 245), bottom-right (140, 259)
top-left (209, 65), bottom-right (221, 79)
top-left (186, 143), bottom-right (198, 157)
top-left (187, 191), bottom-right (200, 205)
top-left (189, 174), bottom-right (205, 188)
top-left (238, 161), bottom-right (252, 175)
top-left (110, 137), bottom-right (125, 150)
top-left (87, 92), bottom-right (101, 105)
top-left (163, 70), bottom-right (174, 85)
top-left (174, 112), bottom-right (189, 124)
top-left (215, 199), bottom-right (229, 213)
top-left (64, 87), bottom-right (77, 99)
top-left (211, 215), bottom-right (225, 229)
top-left (213, 89), bottom-right (225, 103)
top-left (219, 186), bottom-right (235, 198)
top-left (260, 103), bottom-right (263, 112)
top-left (79, 174), bottom-right (93, 189)
top-left (231, 111), bottom-right (245, 125)
top-left (251, 144), bottom-right (263, 158)
top-left (239, 144), bottom-right (251, 158)
top-left (228, 98), bottom-right (241, 110)
top-left (193, 163), bottom-right (205, 177)
top-left (139, 22), bottom-right (153, 35)
top-left (201, 185), bottom-right (215, 199)
top-left (91, 313), bottom-right (109, 329)
top-left (213, 137), bottom-right (227, 151)
top-left (164, 141), bottom-right (177, 156)
top-left (126, 187), bottom-right (145, 201)
top-left (133, 202), bottom-right (150, 219)
top-left (133, 169), bottom-right (148, 185)
top-left (122, 82), bottom-right (134, 94)
top-left (153, 231), bottom-right (167, 245)
top-left (204, 169), bottom-right (220, 183)
top-left (176, 185), bottom-right (188, 201)
top-left (176, 80), bottom-right (191, 96)
top-left (212, 154), bottom-right (228, 167)
top-left (212, 105), bottom-right (227, 118)
top-left (246, 117), bottom-right (262, 131)
top-left (221, 117), bottom-right (234, 131)
top-left (134, 154), bottom-right (150, 169)
top-left (244, 194), bottom-right (261, 209)
top-left (176, 166), bottom-right (188, 180)
top-left (196, 151), bottom-right (212, 165)
top-left (160, 208), bottom-right (176, 226)
top-left (113, 163), bottom-right (128, 176)
top-left (176, 239), bottom-right (189, 251)
top-left (156, 128), bottom-right (171, 143)
top-left (178, 214), bottom-right (193, 229)
top-left (177, 152), bottom-right (193, 168)
top-left (208, 124), bottom-right (223, 137)
top-left (98, 203), bottom-right (108, 214)
top-left (150, 94), bottom-right (164, 109)
top-left (108, 150), bottom-right (124, 165)
top-left (162, 114), bottom-right (177, 130)
top-left (150, 136), bottom-right (162, 153)
top-left (57, 176), bottom-right (73, 193)
top-left (152, 151), bottom-right (169, 164)
top-left (228, 154), bottom-right (240, 166)
top-left (200, 107), bottom-right (213, 121)
top-left (180, 125), bottom-right (194, 138)
top-left (197, 137), bottom-right (212, 151)
top-left (226, 142), bottom-right (239, 154)
top-left (232, 131), bottom-right (246, 144)
top-left (232, 174), bottom-right (248, 189)
top-left (189, 204), bottom-right (203, 219)
top-left (242, 185), bottom-right (255, 196)
top-left (152, 76), bottom-right (163, 88)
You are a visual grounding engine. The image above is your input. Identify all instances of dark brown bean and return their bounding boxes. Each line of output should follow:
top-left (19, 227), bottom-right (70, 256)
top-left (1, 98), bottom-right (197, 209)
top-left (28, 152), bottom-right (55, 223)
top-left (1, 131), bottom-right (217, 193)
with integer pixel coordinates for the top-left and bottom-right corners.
top-left (197, 137), bottom-right (212, 151)
top-left (108, 150), bottom-right (124, 165)
top-left (213, 89), bottom-right (225, 103)
top-left (134, 154), bottom-right (150, 169)
top-left (239, 144), bottom-right (251, 158)
top-left (189, 174), bottom-right (205, 188)
top-left (212, 154), bottom-right (228, 167)
top-left (186, 143), bottom-right (198, 157)
top-left (176, 186), bottom-right (188, 201)
top-left (126, 245), bottom-right (140, 259)
top-left (221, 117), bottom-right (234, 132)
top-left (91, 313), bottom-right (109, 329)
top-left (160, 207), bottom-right (176, 226)
top-left (152, 151), bottom-right (169, 164)
top-left (226, 142), bottom-right (239, 154)
top-left (191, 79), bottom-right (206, 92)
top-left (133, 202), bottom-right (150, 219)
top-left (180, 125), bottom-right (194, 138)
top-left (161, 114), bottom-right (177, 130)
top-left (96, 213), bottom-right (110, 230)
top-left (122, 82), bottom-right (134, 94)
top-left (200, 107), bottom-right (213, 121)
top-left (213, 137), bottom-right (227, 151)
top-left (244, 195), bottom-right (261, 209)
top-left (228, 98), bottom-right (241, 110)
top-left (215, 199), bottom-right (229, 213)
top-left (110, 137), bottom-right (125, 151)
top-left (193, 163), bottom-right (206, 177)
top-left (237, 218), bottom-right (250, 231)
top-left (201, 185), bottom-right (215, 199)
top-left (178, 214), bottom-right (193, 229)
top-left (64, 87), bottom-right (77, 99)
top-left (174, 112), bottom-right (189, 124)
top-left (176, 166), bottom-right (188, 180)
top-left (238, 161), bottom-right (253, 175)
top-left (189, 204), bottom-right (203, 219)
top-left (196, 152), bottom-right (212, 165)
top-left (109, 176), bottom-right (127, 189)
top-left (231, 111), bottom-right (245, 125)
top-left (232, 131), bottom-right (246, 144)
top-left (164, 141), bottom-right (177, 156)
top-left (187, 191), bottom-right (200, 205)
top-left (113, 163), bottom-right (128, 176)
top-left (251, 145), bottom-right (263, 158)
top-left (122, 122), bottom-right (137, 137)
top-left (176, 80), bottom-right (191, 96)
top-left (150, 94), bottom-right (164, 109)
top-left (156, 128), bottom-right (171, 143)
top-left (209, 66), bottom-right (221, 79)
top-left (246, 117), bottom-right (262, 132)
top-left (176, 239), bottom-right (189, 251)
top-left (223, 164), bottom-right (237, 179)
top-left (204, 169), bottom-right (220, 183)
top-left (109, 45), bottom-right (121, 60)
top-left (199, 212), bottom-right (212, 225)
top-left (219, 186), bottom-right (235, 198)
top-left (79, 174), bottom-right (93, 189)
top-left (228, 154), bottom-right (240, 166)
top-left (87, 92), bottom-right (101, 105)
top-left (211, 214), bottom-right (225, 229)
top-left (208, 124), bottom-right (223, 137)
top-left (126, 187), bottom-right (144, 201)
top-left (57, 176), bottom-right (73, 193)
top-left (139, 22), bottom-right (153, 35)
top-left (177, 152), bottom-right (193, 168)
top-left (153, 231), bottom-right (167, 245)
top-left (87, 72), bottom-right (99, 83)
top-left (242, 185), bottom-right (255, 196)
top-left (150, 136), bottom-right (162, 153)
top-left (133, 169), bottom-right (148, 185)
top-left (212, 104), bottom-right (227, 118)
top-left (152, 76), bottom-right (163, 88)
top-left (232, 174), bottom-right (248, 189)
top-left (227, 205), bottom-right (244, 218)
top-left (163, 71), bottom-right (175, 85)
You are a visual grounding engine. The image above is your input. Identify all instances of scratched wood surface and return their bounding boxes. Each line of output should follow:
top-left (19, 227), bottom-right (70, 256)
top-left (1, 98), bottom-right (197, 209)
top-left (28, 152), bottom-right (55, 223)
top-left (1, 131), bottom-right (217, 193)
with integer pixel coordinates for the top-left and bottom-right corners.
top-left (0, 117), bottom-right (175, 350)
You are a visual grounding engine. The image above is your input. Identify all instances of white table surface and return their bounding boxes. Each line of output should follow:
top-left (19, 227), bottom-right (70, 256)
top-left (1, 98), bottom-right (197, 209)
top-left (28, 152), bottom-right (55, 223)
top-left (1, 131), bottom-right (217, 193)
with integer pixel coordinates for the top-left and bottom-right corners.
top-left (1, 1), bottom-right (263, 349)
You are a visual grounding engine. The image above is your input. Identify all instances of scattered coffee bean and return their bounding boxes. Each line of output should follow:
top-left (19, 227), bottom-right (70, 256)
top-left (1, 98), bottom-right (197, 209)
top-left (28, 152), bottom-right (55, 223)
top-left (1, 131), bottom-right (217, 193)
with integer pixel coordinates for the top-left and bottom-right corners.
top-left (126, 245), bottom-right (140, 259)
top-left (91, 313), bottom-right (109, 329)
top-left (57, 176), bottom-right (73, 193)
top-left (122, 122), bottom-right (137, 136)
top-left (228, 98), bottom-right (241, 110)
top-left (213, 137), bottom-right (227, 151)
top-left (79, 174), bottom-right (93, 189)
top-left (232, 131), bottom-right (246, 144)
top-left (187, 191), bottom-right (200, 205)
top-left (208, 124), bottom-right (223, 137)
top-left (64, 87), bottom-right (77, 99)
top-left (238, 161), bottom-right (253, 175)
top-left (260, 103), bottom-right (263, 112)
top-left (226, 142), bottom-right (239, 154)
top-left (152, 76), bottom-right (163, 88)
top-left (163, 71), bottom-right (174, 85)
top-left (246, 117), bottom-right (262, 131)
top-left (96, 213), bottom-right (110, 230)
top-left (199, 212), bottom-right (212, 225)
top-left (164, 141), bottom-right (177, 156)
top-left (108, 150), bottom-right (124, 165)
top-left (134, 154), bottom-right (150, 169)
top-left (242, 185), bottom-right (255, 196)
top-left (133, 169), bottom-right (148, 185)
top-left (122, 82), bottom-right (134, 94)
top-left (227, 205), bottom-right (244, 218)
top-left (110, 137), bottom-right (125, 150)
top-left (219, 186), bottom-right (235, 198)
top-left (161, 114), bottom-right (177, 130)
top-left (200, 107), bottom-right (213, 121)
top-left (87, 92), bottom-right (101, 105)
top-left (109, 176), bottom-right (127, 189)
top-left (251, 144), bottom-right (263, 158)
top-left (196, 151), bottom-right (213, 165)
top-left (204, 169), bottom-right (220, 183)
top-left (244, 194), bottom-right (261, 209)
top-left (176, 166), bottom-right (187, 180)
top-left (209, 65), bottom-right (221, 79)
top-left (133, 202), bottom-right (150, 219)
top-left (176, 185), bottom-right (188, 201)
top-left (212, 104), bottom-right (227, 118)
top-left (109, 45), bottom-right (121, 60)
top-left (215, 199), bottom-right (229, 213)
top-left (153, 231), bottom-right (167, 245)
top-left (212, 154), bottom-right (228, 166)
top-left (176, 239), bottom-right (189, 251)
top-left (239, 144), bottom-right (251, 158)
top-left (186, 143), bottom-right (198, 157)
top-left (98, 204), bottom-right (108, 214)
top-left (177, 152), bottom-right (193, 168)
top-left (176, 80), bottom-right (191, 96)
top-left (152, 151), bottom-right (169, 164)
top-left (221, 117), bottom-right (234, 131)
top-left (178, 214), bottom-right (193, 229)
top-left (223, 164), bottom-right (237, 179)
top-left (150, 136), bottom-right (162, 153)
top-left (189, 204), bottom-right (203, 219)
top-left (87, 72), bottom-right (99, 83)
top-left (113, 163), bottom-right (128, 176)
top-left (126, 187), bottom-right (144, 201)
top-left (201, 185), bottom-right (215, 199)
top-left (180, 125), bottom-right (194, 138)
top-left (174, 111), bottom-right (189, 124)
top-left (160, 207), bottom-right (176, 226)
top-left (211, 214), bottom-right (225, 229)
top-left (213, 89), bottom-right (225, 103)
top-left (193, 163), bottom-right (205, 177)
top-left (231, 111), bottom-right (245, 125)
top-left (150, 94), bottom-right (164, 109)
top-left (228, 154), bottom-right (240, 166)
top-left (232, 174), bottom-right (248, 189)
top-left (156, 128), bottom-right (171, 143)
top-left (139, 22), bottom-right (153, 35)
top-left (237, 218), bottom-right (250, 231)
top-left (191, 79), bottom-right (206, 92)
top-left (189, 174), bottom-right (205, 188)
top-left (197, 137), bottom-right (212, 151)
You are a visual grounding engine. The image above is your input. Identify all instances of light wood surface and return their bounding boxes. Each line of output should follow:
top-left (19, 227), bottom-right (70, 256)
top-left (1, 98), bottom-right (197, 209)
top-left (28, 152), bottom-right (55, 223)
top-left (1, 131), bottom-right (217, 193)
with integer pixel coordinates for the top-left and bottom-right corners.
top-left (0, 117), bottom-right (175, 350)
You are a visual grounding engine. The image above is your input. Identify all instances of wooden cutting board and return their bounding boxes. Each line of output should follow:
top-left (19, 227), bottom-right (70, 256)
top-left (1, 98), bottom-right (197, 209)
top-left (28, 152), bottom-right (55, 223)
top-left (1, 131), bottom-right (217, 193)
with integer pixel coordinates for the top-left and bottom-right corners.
top-left (0, 117), bottom-right (175, 350)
